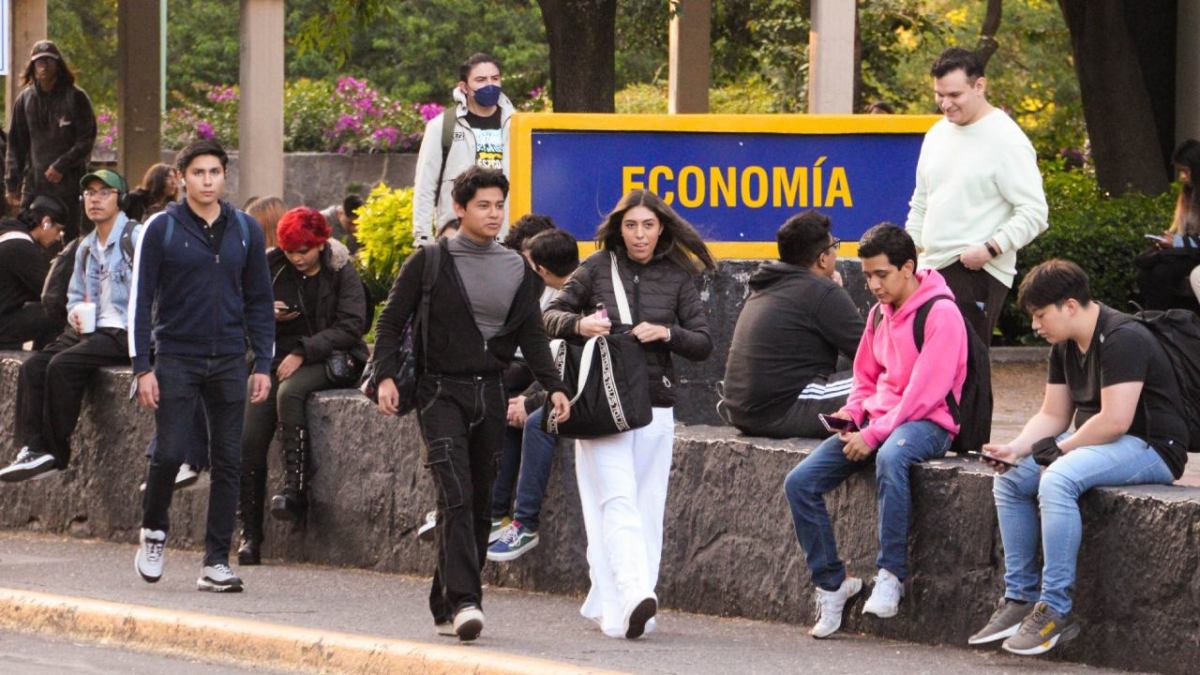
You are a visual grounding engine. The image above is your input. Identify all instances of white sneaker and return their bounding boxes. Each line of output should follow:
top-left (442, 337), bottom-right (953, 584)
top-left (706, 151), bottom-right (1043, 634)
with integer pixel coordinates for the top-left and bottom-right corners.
top-left (135, 528), bottom-right (167, 583)
top-left (453, 604), bottom-right (484, 641)
top-left (622, 593), bottom-right (658, 640)
top-left (434, 621), bottom-right (456, 637)
top-left (809, 577), bottom-right (863, 638)
top-left (175, 463), bottom-right (201, 490)
top-left (197, 563), bottom-right (244, 593)
top-left (416, 509), bottom-right (437, 542)
top-left (862, 569), bottom-right (903, 618)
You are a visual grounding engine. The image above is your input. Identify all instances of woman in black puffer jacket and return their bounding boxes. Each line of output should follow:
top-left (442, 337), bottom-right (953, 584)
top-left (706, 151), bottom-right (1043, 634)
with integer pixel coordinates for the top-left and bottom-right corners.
top-left (543, 189), bottom-right (714, 639)
top-left (236, 207), bottom-right (368, 565)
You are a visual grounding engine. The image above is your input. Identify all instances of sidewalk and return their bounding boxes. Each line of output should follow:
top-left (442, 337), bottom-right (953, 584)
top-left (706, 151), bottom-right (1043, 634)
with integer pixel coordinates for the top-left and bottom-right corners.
top-left (0, 533), bottom-right (1129, 674)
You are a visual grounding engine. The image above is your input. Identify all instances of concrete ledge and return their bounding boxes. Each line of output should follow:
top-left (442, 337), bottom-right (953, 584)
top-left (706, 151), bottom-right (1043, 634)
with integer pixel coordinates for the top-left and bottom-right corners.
top-left (1, 352), bottom-right (1198, 673)
top-left (0, 587), bottom-right (610, 675)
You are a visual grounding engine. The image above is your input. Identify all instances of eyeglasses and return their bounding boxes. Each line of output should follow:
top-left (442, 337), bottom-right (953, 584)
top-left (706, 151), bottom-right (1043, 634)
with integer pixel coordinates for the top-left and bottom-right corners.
top-left (83, 188), bottom-right (118, 199)
top-left (827, 237), bottom-right (842, 252)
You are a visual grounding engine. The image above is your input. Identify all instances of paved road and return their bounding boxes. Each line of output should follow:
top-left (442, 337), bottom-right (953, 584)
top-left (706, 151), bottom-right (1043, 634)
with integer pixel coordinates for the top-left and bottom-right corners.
top-left (0, 533), bottom-right (1137, 675)
top-left (0, 629), bottom-right (286, 674)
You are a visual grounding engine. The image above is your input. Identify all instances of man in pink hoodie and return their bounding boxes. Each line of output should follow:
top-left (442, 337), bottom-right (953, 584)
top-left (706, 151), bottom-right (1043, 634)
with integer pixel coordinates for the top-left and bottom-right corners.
top-left (784, 224), bottom-right (968, 639)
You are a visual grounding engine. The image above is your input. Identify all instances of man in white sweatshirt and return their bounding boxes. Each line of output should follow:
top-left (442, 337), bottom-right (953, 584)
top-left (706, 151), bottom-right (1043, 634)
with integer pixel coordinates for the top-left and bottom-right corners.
top-left (905, 47), bottom-right (1048, 345)
top-left (412, 53), bottom-right (515, 243)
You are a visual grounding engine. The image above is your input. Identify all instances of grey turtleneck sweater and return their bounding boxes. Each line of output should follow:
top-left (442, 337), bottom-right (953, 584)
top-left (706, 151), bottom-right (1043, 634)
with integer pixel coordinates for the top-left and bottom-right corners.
top-left (447, 234), bottom-right (526, 340)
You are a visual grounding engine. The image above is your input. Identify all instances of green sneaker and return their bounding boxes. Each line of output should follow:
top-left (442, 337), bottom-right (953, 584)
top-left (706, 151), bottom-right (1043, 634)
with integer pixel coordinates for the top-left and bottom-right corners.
top-left (487, 521), bottom-right (539, 562)
top-left (488, 516), bottom-right (511, 544)
top-left (1001, 602), bottom-right (1080, 655)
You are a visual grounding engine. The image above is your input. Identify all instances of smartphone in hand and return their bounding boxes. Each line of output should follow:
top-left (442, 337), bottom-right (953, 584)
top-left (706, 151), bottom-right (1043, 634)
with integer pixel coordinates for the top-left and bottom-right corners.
top-left (818, 413), bottom-right (858, 434)
top-left (968, 451), bottom-right (1019, 469)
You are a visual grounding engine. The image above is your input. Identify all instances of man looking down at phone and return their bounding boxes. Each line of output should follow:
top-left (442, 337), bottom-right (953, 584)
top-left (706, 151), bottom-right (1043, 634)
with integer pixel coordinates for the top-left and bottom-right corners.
top-left (783, 223), bottom-right (967, 638)
top-left (968, 260), bottom-right (1186, 656)
top-left (0, 170), bottom-right (139, 482)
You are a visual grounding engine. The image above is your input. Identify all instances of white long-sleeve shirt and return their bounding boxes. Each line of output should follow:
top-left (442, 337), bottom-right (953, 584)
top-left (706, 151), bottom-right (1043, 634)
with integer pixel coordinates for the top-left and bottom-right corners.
top-left (905, 109), bottom-right (1048, 288)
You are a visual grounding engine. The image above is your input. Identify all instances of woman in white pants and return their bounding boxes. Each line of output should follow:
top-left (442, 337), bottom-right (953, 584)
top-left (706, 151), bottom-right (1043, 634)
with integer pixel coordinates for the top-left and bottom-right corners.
top-left (544, 189), bottom-right (715, 639)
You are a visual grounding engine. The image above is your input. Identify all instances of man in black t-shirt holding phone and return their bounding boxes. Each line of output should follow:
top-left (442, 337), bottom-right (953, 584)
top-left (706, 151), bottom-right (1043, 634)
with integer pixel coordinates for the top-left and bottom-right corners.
top-left (969, 259), bottom-right (1187, 656)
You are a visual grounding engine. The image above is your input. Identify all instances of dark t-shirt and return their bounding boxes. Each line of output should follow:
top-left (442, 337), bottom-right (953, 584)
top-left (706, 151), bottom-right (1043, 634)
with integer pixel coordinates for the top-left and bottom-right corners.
top-left (275, 267), bottom-right (322, 361)
top-left (464, 109), bottom-right (503, 170)
top-left (1047, 305), bottom-right (1188, 478)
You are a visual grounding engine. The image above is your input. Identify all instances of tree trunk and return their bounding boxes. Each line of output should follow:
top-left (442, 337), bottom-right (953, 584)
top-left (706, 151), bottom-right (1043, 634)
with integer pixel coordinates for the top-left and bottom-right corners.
top-left (1057, 0), bottom-right (1176, 195)
top-left (538, 0), bottom-right (618, 112)
top-left (976, 0), bottom-right (1002, 68)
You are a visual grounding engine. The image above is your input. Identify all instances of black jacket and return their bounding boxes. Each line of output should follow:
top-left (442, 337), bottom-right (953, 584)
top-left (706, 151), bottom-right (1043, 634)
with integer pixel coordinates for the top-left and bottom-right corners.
top-left (268, 240), bottom-right (369, 369)
top-left (544, 249), bottom-right (712, 408)
top-left (373, 239), bottom-right (567, 397)
top-left (0, 220), bottom-right (49, 317)
top-left (721, 261), bottom-right (864, 427)
top-left (5, 82), bottom-right (96, 198)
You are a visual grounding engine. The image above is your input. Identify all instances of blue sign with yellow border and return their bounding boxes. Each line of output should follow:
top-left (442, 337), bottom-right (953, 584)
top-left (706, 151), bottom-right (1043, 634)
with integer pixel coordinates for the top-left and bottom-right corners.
top-left (509, 114), bottom-right (939, 258)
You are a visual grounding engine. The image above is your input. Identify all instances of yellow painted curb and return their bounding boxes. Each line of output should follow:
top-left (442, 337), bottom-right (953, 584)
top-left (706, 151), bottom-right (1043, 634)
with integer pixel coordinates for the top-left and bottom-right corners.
top-left (0, 587), bottom-right (623, 674)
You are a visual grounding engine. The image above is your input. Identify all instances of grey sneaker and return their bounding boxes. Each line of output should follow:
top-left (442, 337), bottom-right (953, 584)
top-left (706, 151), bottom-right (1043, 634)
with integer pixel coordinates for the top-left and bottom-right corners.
top-left (135, 529), bottom-right (167, 583)
top-left (1002, 602), bottom-right (1080, 655)
top-left (969, 597), bottom-right (1035, 645)
top-left (197, 563), bottom-right (244, 593)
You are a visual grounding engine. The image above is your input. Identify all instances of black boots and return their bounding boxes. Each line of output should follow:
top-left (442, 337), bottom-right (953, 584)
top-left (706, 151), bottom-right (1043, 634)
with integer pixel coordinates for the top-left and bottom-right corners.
top-left (237, 467), bottom-right (266, 565)
top-left (270, 424), bottom-right (308, 522)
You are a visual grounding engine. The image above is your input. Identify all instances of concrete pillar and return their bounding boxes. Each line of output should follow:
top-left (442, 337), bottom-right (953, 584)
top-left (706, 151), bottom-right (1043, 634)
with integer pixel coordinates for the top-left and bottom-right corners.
top-left (238, 0), bottom-right (284, 201)
top-left (5, 0), bottom-right (48, 119)
top-left (807, 0), bottom-right (856, 114)
top-left (117, 1), bottom-right (162, 185)
top-left (1178, 0), bottom-right (1200, 144)
top-left (668, 0), bottom-right (711, 114)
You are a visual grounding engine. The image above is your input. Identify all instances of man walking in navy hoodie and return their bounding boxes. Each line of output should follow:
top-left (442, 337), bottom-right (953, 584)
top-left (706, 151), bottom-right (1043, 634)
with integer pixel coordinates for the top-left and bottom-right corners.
top-left (129, 140), bottom-right (274, 592)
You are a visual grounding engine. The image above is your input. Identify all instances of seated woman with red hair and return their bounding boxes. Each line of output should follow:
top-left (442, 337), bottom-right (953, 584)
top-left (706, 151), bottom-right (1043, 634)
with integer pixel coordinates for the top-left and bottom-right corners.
top-left (236, 207), bottom-right (369, 565)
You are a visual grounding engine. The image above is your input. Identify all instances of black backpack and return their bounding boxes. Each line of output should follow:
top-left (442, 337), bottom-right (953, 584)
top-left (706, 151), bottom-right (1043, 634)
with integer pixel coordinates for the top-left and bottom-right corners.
top-left (1106, 309), bottom-right (1200, 453)
top-left (872, 294), bottom-right (993, 453)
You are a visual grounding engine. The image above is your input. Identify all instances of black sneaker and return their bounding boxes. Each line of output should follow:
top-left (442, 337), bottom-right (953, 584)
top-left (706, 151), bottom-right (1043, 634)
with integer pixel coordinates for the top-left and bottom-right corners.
top-left (0, 447), bottom-right (58, 483)
top-left (197, 564), bottom-right (244, 593)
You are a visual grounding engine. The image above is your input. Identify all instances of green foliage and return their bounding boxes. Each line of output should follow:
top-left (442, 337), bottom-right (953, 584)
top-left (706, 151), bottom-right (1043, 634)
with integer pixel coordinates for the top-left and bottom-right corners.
top-left (615, 83), bottom-right (667, 114)
top-left (997, 161), bottom-right (1177, 343)
top-left (48, 0), bottom-right (118, 109)
top-left (284, 79), bottom-right (339, 152)
top-left (615, 79), bottom-right (778, 114)
top-left (354, 184), bottom-right (416, 303)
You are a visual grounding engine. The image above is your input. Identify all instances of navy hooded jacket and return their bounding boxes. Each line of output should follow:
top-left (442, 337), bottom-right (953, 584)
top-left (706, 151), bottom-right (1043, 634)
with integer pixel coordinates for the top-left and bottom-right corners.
top-left (128, 200), bottom-right (274, 374)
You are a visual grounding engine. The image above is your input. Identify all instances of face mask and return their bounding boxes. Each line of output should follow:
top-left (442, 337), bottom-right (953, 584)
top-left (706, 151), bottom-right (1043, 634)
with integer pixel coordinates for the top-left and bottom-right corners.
top-left (471, 84), bottom-right (502, 108)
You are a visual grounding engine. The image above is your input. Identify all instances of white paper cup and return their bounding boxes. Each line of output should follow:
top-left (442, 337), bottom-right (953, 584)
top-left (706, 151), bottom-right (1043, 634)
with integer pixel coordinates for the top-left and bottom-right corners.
top-left (76, 302), bottom-right (97, 334)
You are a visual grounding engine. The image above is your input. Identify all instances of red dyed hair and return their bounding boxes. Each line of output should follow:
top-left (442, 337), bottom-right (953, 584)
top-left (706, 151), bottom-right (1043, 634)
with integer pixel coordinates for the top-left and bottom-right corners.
top-left (276, 207), bottom-right (330, 251)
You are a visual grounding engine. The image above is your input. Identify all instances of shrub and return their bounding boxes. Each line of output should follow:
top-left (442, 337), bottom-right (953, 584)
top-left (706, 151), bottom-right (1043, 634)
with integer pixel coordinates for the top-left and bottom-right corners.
top-left (354, 183), bottom-right (416, 308)
top-left (997, 161), bottom-right (1176, 343)
top-left (615, 79), bottom-right (779, 114)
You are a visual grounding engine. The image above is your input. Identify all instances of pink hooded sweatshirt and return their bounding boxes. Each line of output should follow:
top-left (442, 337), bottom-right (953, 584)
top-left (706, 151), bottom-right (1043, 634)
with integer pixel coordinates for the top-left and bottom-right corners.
top-left (841, 268), bottom-right (968, 449)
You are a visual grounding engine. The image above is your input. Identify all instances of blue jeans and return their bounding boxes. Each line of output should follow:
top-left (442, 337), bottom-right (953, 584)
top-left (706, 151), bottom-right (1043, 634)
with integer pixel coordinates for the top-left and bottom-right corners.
top-left (490, 407), bottom-right (559, 532)
top-left (993, 433), bottom-right (1173, 615)
top-left (784, 420), bottom-right (950, 591)
top-left (141, 354), bottom-right (246, 566)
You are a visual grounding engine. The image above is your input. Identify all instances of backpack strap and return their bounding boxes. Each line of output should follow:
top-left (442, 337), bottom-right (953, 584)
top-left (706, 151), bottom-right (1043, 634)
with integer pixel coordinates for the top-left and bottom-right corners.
top-left (119, 220), bottom-right (140, 265)
top-left (417, 240), bottom-right (442, 371)
top-left (234, 210), bottom-right (250, 248)
top-left (912, 294), bottom-right (961, 420)
top-left (432, 108), bottom-right (458, 211)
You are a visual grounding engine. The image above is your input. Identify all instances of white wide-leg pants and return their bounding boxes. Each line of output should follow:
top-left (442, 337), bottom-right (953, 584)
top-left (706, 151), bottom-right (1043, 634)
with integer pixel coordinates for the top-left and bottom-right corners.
top-left (575, 407), bottom-right (675, 638)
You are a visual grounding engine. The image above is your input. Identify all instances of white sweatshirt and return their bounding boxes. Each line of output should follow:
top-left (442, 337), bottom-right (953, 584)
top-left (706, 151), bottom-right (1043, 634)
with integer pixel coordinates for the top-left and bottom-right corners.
top-left (905, 109), bottom-right (1048, 288)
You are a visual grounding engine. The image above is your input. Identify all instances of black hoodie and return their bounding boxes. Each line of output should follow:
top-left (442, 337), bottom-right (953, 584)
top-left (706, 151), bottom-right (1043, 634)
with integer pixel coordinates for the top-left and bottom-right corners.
top-left (721, 261), bottom-right (864, 427)
top-left (0, 219), bottom-right (49, 317)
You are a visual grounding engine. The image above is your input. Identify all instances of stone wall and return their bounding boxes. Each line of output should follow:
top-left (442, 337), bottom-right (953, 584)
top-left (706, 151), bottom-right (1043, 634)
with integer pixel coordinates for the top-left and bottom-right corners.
top-left (0, 353), bottom-right (1196, 673)
top-left (156, 150), bottom-right (418, 210)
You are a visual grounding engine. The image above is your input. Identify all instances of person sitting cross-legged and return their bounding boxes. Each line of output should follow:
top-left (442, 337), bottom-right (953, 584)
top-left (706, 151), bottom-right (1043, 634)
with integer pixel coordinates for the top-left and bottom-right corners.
top-left (783, 223), bottom-right (967, 639)
top-left (968, 259), bottom-right (1187, 656)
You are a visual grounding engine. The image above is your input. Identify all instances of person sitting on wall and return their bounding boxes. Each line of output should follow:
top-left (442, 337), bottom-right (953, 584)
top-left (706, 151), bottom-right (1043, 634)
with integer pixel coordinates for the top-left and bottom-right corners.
top-left (719, 210), bottom-right (864, 439)
top-left (783, 223), bottom-right (967, 639)
top-left (0, 196), bottom-right (69, 349)
top-left (488, 227), bottom-right (581, 562)
top-left (0, 170), bottom-right (140, 482)
top-left (968, 259), bottom-right (1187, 656)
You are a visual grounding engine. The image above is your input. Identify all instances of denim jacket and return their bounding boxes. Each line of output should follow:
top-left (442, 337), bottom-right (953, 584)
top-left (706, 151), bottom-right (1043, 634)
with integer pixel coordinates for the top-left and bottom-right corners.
top-left (67, 212), bottom-right (141, 330)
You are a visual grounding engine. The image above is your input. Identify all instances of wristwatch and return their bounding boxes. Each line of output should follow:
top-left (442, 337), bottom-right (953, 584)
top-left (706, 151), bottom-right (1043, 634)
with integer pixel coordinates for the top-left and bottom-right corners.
top-left (984, 241), bottom-right (1000, 258)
